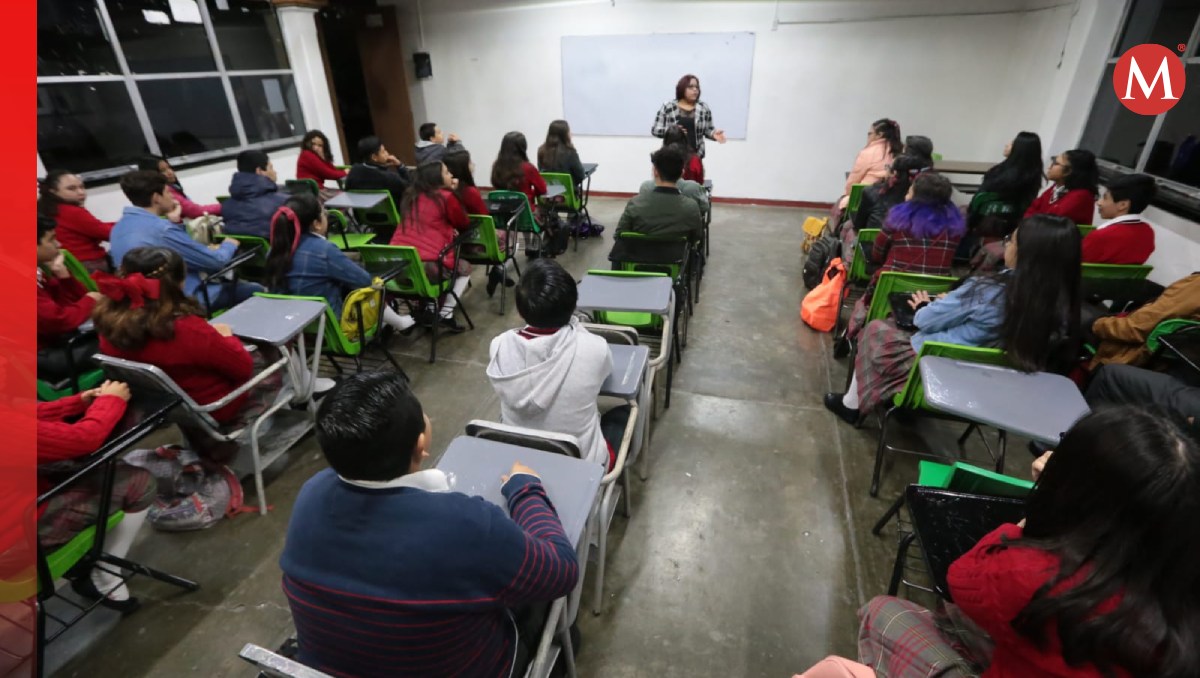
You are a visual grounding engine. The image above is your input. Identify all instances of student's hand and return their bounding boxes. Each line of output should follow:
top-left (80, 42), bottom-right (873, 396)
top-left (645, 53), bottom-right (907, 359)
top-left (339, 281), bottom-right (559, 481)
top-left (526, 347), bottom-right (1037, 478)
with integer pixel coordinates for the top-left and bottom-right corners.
top-left (1031, 450), bottom-right (1053, 482)
top-left (48, 254), bottom-right (71, 279)
top-left (502, 461), bottom-right (539, 484)
top-left (167, 201), bottom-right (183, 224)
top-left (85, 291), bottom-right (105, 301)
top-left (713, 130), bottom-right (727, 144)
top-left (1017, 518), bottom-right (1026, 529)
top-left (79, 386), bottom-right (103, 404)
top-left (935, 292), bottom-right (948, 301)
top-left (909, 290), bottom-right (933, 309)
top-left (212, 323), bottom-right (234, 338)
top-left (207, 243), bottom-right (223, 250)
top-left (448, 133), bottom-right (460, 143)
top-left (384, 154), bottom-right (402, 167)
top-left (96, 380), bottom-right (132, 402)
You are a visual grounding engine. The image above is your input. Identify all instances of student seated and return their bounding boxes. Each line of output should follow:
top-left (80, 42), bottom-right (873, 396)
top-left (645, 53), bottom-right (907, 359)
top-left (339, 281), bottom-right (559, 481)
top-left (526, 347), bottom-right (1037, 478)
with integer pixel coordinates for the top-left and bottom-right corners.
top-left (137, 155), bottom-right (221, 219)
top-left (295, 130), bottom-right (347, 197)
top-left (37, 170), bottom-right (115, 273)
top-left (38, 380), bottom-right (153, 613)
top-left (345, 135), bottom-right (412, 208)
top-left (1084, 173), bottom-right (1157, 264)
top-left (279, 372), bottom-right (579, 678)
top-left (223, 150), bottom-right (288, 238)
top-left (972, 131), bottom-right (1044, 234)
top-left (611, 146), bottom-right (702, 263)
top-left (854, 407), bottom-right (1200, 678)
top-left (37, 216), bottom-right (104, 383)
top-left (492, 131), bottom-right (553, 255)
top-left (1089, 271), bottom-right (1200, 368)
top-left (825, 215), bottom-right (1082, 422)
top-left (901, 134), bottom-right (934, 167)
top-left (109, 170), bottom-right (261, 312)
top-left (838, 118), bottom-right (902, 210)
top-left (264, 193), bottom-right (414, 333)
top-left (1024, 148), bottom-right (1099, 226)
top-left (637, 174), bottom-right (709, 216)
top-left (537, 119), bottom-right (586, 188)
top-left (94, 247), bottom-right (283, 463)
top-left (487, 259), bottom-right (628, 470)
top-left (414, 122), bottom-right (464, 165)
top-left (1087, 364), bottom-right (1199, 426)
top-left (658, 124), bottom-right (705, 185)
top-left (444, 149), bottom-right (514, 296)
top-left (847, 153), bottom-right (925, 236)
top-left (390, 161), bottom-right (472, 333)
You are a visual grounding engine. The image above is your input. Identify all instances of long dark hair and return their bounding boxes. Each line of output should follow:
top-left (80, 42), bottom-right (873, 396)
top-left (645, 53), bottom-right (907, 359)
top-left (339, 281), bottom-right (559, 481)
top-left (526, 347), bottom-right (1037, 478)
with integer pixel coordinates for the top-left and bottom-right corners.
top-left (880, 154), bottom-right (927, 199)
top-left (37, 170), bottom-right (75, 220)
top-left (137, 154), bottom-right (185, 194)
top-left (443, 149), bottom-right (476, 210)
top-left (871, 118), bottom-right (903, 157)
top-left (1061, 149), bottom-right (1100, 196)
top-left (662, 125), bottom-right (696, 159)
top-left (265, 193), bottom-right (324, 293)
top-left (302, 130), bottom-right (334, 163)
top-left (537, 120), bottom-right (575, 169)
top-left (93, 247), bottom-right (202, 352)
top-left (400, 162), bottom-right (448, 231)
top-left (1000, 214), bottom-right (1081, 372)
top-left (1012, 407), bottom-right (1200, 677)
top-left (982, 131), bottom-right (1044, 210)
top-left (490, 132), bottom-right (530, 191)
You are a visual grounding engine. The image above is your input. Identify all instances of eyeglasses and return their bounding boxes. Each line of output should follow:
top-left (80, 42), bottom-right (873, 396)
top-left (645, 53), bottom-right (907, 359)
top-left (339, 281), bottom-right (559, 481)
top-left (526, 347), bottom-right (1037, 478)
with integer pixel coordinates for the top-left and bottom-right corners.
top-left (1003, 234), bottom-right (1014, 245)
top-left (1049, 159), bottom-right (1068, 169)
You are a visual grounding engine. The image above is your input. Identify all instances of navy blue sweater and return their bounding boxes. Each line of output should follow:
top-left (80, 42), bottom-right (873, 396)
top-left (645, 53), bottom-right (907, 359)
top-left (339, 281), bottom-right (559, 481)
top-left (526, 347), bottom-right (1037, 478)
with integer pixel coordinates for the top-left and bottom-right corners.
top-left (279, 469), bottom-right (579, 677)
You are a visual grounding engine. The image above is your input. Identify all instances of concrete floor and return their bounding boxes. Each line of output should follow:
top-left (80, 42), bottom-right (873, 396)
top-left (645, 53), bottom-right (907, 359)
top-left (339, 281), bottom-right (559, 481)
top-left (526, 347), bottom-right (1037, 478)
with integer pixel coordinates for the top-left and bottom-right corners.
top-left (48, 197), bottom-right (1016, 677)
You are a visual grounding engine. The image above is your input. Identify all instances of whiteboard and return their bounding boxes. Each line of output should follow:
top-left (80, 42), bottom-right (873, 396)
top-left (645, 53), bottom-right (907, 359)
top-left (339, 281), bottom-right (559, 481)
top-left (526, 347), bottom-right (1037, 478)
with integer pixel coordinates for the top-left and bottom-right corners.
top-left (561, 32), bottom-right (755, 139)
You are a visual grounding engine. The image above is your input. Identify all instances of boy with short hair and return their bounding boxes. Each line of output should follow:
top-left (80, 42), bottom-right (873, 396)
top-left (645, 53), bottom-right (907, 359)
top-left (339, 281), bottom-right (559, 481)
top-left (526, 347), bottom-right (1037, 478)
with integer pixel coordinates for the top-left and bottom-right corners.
top-left (280, 372), bottom-right (579, 678)
top-left (345, 135), bottom-right (413, 207)
top-left (612, 146), bottom-right (703, 263)
top-left (487, 259), bottom-right (621, 470)
top-left (37, 216), bottom-right (104, 380)
top-left (223, 149), bottom-right (287, 238)
top-left (1083, 173), bottom-right (1157, 264)
top-left (414, 121), bottom-right (464, 165)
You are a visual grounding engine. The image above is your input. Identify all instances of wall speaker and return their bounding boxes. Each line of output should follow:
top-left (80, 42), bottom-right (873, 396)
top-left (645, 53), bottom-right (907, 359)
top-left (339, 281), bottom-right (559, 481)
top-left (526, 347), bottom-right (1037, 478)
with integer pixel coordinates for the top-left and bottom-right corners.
top-left (414, 52), bottom-right (432, 80)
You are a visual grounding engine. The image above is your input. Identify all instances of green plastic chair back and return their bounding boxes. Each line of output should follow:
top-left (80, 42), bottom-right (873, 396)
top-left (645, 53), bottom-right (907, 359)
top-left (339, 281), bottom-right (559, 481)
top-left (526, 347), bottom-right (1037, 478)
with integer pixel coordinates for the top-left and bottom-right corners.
top-left (60, 250), bottom-right (99, 292)
top-left (253, 292), bottom-right (374, 357)
top-left (612, 232), bottom-right (688, 281)
top-left (215, 234), bottom-right (270, 268)
top-left (893, 341), bottom-right (1009, 411)
top-left (356, 244), bottom-right (449, 299)
top-left (1080, 263), bottom-right (1152, 280)
top-left (326, 209), bottom-right (375, 251)
top-left (848, 228), bottom-right (881, 283)
top-left (461, 214), bottom-right (506, 264)
top-left (1077, 224), bottom-right (1095, 238)
top-left (285, 178), bottom-right (320, 198)
top-left (967, 191), bottom-right (1016, 218)
top-left (846, 183), bottom-right (868, 217)
top-left (931, 152), bottom-right (943, 162)
top-left (485, 190), bottom-right (540, 233)
top-left (1147, 318), bottom-right (1200, 354)
top-left (539, 172), bottom-right (581, 211)
top-left (40, 511), bottom-right (124, 593)
top-left (917, 460), bottom-right (1033, 497)
top-left (865, 272), bottom-right (958, 324)
top-left (37, 369), bottom-right (105, 402)
top-left (216, 195), bottom-right (229, 205)
top-left (348, 190), bottom-right (401, 239)
top-left (585, 269), bottom-right (669, 330)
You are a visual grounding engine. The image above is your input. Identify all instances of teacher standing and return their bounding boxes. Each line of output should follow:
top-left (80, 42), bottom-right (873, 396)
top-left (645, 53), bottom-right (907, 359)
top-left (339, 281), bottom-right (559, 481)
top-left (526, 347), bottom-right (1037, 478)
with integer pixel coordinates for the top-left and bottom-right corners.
top-left (651, 74), bottom-right (726, 159)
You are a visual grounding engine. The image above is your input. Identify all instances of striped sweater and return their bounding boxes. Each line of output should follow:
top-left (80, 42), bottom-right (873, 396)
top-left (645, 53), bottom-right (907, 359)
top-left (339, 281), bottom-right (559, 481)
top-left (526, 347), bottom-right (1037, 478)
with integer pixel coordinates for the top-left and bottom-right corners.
top-left (279, 468), bottom-right (579, 677)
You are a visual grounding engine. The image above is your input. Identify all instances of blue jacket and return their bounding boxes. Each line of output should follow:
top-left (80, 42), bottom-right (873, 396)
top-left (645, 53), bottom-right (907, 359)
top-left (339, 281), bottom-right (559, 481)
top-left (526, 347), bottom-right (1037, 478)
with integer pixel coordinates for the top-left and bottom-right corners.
top-left (285, 234), bottom-right (372, 318)
top-left (223, 172), bottom-right (287, 238)
top-left (911, 274), bottom-right (1007, 353)
top-left (109, 206), bottom-right (238, 297)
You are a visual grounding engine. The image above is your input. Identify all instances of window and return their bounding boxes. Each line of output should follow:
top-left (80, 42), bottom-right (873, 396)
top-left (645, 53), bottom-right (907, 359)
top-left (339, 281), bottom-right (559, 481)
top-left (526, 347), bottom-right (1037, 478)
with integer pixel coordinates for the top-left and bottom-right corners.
top-left (1079, 0), bottom-right (1200, 198)
top-left (37, 0), bottom-right (304, 180)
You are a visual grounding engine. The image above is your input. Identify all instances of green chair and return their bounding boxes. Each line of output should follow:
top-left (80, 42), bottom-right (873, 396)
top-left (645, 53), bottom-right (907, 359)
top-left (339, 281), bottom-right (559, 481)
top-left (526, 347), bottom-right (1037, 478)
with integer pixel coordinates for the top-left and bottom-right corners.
top-left (845, 183), bottom-right (868, 221)
top-left (485, 190), bottom-right (541, 256)
top-left (213, 233), bottom-right (270, 284)
top-left (60, 250), bottom-right (98, 292)
top-left (216, 195), bottom-right (230, 205)
top-left (966, 191), bottom-right (1018, 238)
top-left (539, 172), bottom-right (590, 251)
top-left (871, 341), bottom-right (1010, 496)
top-left (831, 227), bottom-right (882, 346)
top-left (846, 228), bottom-right (882, 285)
top-left (348, 190), bottom-right (401, 244)
top-left (284, 178), bottom-right (320, 198)
top-left (326, 209), bottom-right (375, 251)
top-left (253, 292), bottom-right (403, 374)
top-left (873, 459), bottom-right (1032, 536)
top-left (1148, 318), bottom-right (1200, 354)
top-left (37, 365), bottom-right (104, 402)
top-left (611, 232), bottom-right (694, 349)
top-left (357, 244), bottom-right (473, 363)
top-left (460, 214), bottom-right (520, 314)
top-left (1080, 262), bottom-right (1153, 305)
top-left (586, 269), bottom-right (678, 411)
top-left (930, 152), bottom-right (943, 162)
top-left (1076, 224), bottom-right (1095, 238)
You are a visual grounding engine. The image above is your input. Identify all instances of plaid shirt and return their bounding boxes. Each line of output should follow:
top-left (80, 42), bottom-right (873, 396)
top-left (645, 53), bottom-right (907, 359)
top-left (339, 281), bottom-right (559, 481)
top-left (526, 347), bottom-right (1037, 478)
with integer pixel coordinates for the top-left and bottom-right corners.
top-left (652, 100), bottom-right (715, 158)
top-left (870, 230), bottom-right (960, 287)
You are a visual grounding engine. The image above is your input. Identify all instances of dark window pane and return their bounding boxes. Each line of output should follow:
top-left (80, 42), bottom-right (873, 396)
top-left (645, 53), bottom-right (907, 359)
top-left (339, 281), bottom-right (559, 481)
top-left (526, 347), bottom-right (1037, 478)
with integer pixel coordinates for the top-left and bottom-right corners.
top-left (104, 0), bottom-right (216, 73)
top-left (38, 0), bottom-right (121, 76)
top-left (38, 83), bottom-right (147, 174)
top-left (1113, 0), bottom-right (1200, 57)
top-left (1080, 64), bottom-right (1157, 169)
top-left (231, 75), bottom-right (305, 143)
top-left (1147, 64), bottom-right (1200, 188)
top-left (138, 78), bottom-right (238, 156)
top-left (207, 0), bottom-right (289, 71)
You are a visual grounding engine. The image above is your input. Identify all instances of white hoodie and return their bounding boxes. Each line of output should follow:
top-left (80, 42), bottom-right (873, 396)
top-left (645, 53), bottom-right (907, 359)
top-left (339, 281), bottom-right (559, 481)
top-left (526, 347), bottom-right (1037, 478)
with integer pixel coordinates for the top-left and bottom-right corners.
top-left (486, 318), bottom-right (613, 468)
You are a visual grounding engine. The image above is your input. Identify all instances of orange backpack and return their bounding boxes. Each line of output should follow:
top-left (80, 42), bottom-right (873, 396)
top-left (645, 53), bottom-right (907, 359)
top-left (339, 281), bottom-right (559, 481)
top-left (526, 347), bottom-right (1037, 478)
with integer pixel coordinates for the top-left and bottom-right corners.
top-left (800, 257), bottom-right (845, 332)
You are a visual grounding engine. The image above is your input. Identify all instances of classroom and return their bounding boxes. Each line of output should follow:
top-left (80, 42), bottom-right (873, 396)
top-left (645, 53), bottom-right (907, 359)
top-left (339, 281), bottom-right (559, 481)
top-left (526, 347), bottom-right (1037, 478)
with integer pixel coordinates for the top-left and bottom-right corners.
top-left (26, 0), bottom-right (1200, 676)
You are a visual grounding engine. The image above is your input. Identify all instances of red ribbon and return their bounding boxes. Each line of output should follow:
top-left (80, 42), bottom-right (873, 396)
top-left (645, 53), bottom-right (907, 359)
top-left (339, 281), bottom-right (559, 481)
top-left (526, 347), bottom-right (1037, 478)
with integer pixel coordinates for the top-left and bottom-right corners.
top-left (270, 205), bottom-right (303, 258)
top-left (93, 272), bottom-right (161, 309)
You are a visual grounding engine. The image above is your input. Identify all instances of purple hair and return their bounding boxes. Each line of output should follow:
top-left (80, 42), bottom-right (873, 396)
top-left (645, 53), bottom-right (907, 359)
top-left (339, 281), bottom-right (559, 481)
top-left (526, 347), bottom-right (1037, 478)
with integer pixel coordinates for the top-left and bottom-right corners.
top-left (884, 200), bottom-right (966, 240)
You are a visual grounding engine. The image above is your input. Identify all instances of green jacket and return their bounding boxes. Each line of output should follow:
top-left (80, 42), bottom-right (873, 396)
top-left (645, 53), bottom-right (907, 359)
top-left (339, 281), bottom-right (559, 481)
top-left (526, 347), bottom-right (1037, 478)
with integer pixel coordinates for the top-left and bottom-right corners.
top-left (611, 186), bottom-right (702, 264)
top-left (639, 179), bottom-right (709, 214)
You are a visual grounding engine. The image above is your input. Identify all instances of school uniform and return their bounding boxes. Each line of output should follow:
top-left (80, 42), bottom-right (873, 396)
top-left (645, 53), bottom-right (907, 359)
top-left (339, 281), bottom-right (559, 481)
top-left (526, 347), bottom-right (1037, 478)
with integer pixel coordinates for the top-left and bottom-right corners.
top-left (390, 189), bottom-right (471, 276)
top-left (285, 233), bottom-right (372, 318)
top-left (1081, 214), bottom-right (1155, 264)
top-left (54, 204), bottom-right (113, 266)
top-left (611, 186), bottom-right (702, 264)
top-left (295, 149), bottom-right (347, 186)
top-left (222, 172), bottom-right (288, 239)
top-left (1024, 185), bottom-right (1095, 226)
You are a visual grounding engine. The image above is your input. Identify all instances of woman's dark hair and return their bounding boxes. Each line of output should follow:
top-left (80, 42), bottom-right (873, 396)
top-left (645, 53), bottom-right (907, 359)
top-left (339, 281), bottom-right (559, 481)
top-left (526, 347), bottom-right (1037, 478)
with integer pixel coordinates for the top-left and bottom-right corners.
top-left (265, 193), bottom-right (324, 293)
top-left (903, 135), bottom-right (934, 163)
top-left (401, 161), bottom-right (448, 230)
top-left (516, 259), bottom-right (578, 328)
top-left (490, 131), bottom-right (529, 191)
top-left (871, 118), bottom-right (903, 157)
top-left (137, 154), bottom-right (184, 192)
top-left (662, 125), bottom-right (696, 159)
top-left (37, 215), bottom-right (56, 243)
top-left (1060, 149), bottom-right (1099, 195)
top-left (674, 74), bottom-right (700, 101)
top-left (443, 149), bottom-right (475, 188)
top-left (880, 154), bottom-right (927, 198)
top-left (316, 371), bottom-right (425, 482)
top-left (1011, 407), bottom-right (1200, 677)
top-left (37, 170), bottom-right (75, 219)
top-left (301, 130), bottom-right (334, 163)
top-left (981, 131), bottom-right (1044, 210)
top-left (999, 214), bottom-right (1081, 372)
top-left (93, 247), bottom-right (202, 352)
top-left (537, 120), bottom-right (575, 169)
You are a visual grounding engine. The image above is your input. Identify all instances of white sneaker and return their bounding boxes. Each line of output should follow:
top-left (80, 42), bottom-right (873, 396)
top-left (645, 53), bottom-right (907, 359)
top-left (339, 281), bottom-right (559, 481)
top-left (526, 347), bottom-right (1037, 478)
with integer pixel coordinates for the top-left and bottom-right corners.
top-left (313, 377), bottom-right (337, 394)
top-left (386, 314), bottom-right (416, 331)
top-left (91, 568), bottom-right (130, 602)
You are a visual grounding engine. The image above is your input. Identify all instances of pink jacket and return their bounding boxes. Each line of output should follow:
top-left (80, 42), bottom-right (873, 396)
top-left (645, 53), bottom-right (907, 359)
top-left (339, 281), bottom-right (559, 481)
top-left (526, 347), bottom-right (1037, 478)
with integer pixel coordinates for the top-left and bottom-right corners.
top-left (844, 138), bottom-right (894, 196)
top-left (168, 185), bottom-right (222, 219)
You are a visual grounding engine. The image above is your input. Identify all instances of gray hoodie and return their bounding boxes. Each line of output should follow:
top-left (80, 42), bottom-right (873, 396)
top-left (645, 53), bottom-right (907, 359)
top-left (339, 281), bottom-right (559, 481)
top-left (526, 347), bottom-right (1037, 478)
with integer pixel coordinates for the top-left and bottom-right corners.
top-left (486, 318), bottom-right (612, 468)
top-left (414, 139), bottom-right (464, 166)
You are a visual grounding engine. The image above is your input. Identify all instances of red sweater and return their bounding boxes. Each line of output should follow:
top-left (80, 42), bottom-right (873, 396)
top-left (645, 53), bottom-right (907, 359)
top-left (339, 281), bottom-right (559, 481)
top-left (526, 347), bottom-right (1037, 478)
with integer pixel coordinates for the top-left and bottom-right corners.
top-left (1081, 218), bottom-right (1155, 264)
top-left (948, 524), bottom-right (1128, 678)
top-left (296, 149), bottom-right (347, 186)
top-left (37, 272), bottom-right (95, 350)
top-left (457, 185), bottom-right (488, 215)
top-left (496, 162), bottom-right (547, 209)
top-left (1024, 186), bottom-right (1095, 226)
top-left (683, 155), bottom-right (704, 184)
top-left (55, 203), bottom-right (113, 262)
top-left (99, 315), bottom-right (253, 423)
top-left (36, 394), bottom-right (128, 502)
top-left (391, 189), bottom-right (470, 269)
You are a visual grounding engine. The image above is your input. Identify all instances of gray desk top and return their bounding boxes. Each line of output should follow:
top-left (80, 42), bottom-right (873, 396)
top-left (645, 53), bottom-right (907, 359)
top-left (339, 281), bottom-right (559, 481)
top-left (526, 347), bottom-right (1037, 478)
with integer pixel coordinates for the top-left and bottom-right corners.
top-left (325, 191), bottom-right (388, 210)
top-left (601, 344), bottom-right (649, 399)
top-left (437, 437), bottom-right (603, 549)
top-left (576, 273), bottom-right (672, 315)
top-left (582, 163), bottom-right (598, 176)
top-left (920, 357), bottom-right (1089, 444)
top-left (932, 160), bottom-right (993, 175)
top-left (545, 184), bottom-right (566, 198)
top-left (214, 296), bottom-right (325, 345)
top-left (703, 180), bottom-right (713, 190)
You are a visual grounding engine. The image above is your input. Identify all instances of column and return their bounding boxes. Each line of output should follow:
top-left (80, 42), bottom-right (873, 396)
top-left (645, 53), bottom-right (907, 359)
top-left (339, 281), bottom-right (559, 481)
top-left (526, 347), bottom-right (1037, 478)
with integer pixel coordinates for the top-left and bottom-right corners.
top-left (274, 0), bottom-right (344, 163)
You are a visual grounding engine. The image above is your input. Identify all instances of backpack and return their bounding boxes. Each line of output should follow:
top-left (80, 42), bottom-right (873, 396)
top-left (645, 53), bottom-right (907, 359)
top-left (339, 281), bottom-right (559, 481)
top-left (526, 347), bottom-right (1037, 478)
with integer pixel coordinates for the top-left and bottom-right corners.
top-left (185, 214), bottom-right (224, 245)
top-left (801, 257), bottom-right (846, 332)
top-left (341, 286), bottom-right (382, 341)
top-left (125, 445), bottom-right (247, 530)
top-left (800, 216), bottom-right (829, 254)
top-left (803, 231), bottom-right (841, 290)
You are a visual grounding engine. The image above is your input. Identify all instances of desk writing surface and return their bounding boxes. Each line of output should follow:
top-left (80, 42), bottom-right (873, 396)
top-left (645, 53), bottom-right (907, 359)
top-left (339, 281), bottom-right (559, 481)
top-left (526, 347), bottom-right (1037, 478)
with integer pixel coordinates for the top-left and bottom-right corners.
top-left (932, 160), bottom-right (993, 175)
top-left (324, 191), bottom-right (387, 210)
top-left (601, 344), bottom-right (649, 399)
top-left (576, 274), bottom-right (672, 316)
top-left (582, 163), bottom-right (598, 176)
top-left (214, 296), bottom-right (325, 345)
top-left (437, 437), bottom-right (602, 549)
top-left (919, 357), bottom-right (1089, 444)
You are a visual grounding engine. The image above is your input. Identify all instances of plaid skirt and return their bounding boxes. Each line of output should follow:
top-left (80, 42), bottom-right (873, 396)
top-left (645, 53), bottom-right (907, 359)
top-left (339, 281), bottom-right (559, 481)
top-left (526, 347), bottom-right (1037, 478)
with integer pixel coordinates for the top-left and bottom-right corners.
top-left (854, 318), bottom-right (917, 413)
top-left (38, 463), bottom-right (157, 548)
top-left (184, 348), bottom-right (285, 466)
top-left (858, 596), bottom-right (985, 678)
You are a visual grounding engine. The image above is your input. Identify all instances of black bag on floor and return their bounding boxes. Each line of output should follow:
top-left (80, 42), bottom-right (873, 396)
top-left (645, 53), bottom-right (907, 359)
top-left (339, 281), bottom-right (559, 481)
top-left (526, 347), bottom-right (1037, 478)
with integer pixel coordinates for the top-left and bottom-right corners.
top-left (803, 234), bottom-right (841, 290)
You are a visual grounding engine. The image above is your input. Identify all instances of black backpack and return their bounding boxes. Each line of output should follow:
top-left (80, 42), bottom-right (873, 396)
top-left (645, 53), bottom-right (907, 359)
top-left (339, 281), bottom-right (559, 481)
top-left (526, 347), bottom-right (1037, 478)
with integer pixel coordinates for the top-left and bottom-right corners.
top-left (803, 235), bottom-right (841, 290)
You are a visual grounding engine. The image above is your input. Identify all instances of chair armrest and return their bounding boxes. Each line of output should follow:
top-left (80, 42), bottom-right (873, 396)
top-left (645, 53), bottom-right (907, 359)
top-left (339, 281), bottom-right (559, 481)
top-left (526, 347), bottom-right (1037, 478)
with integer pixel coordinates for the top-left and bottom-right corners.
top-left (192, 354), bottom-right (289, 413)
top-left (238, 643), bottom-right (333, 678)
top-left (601, 400), bottom-right (638, 486)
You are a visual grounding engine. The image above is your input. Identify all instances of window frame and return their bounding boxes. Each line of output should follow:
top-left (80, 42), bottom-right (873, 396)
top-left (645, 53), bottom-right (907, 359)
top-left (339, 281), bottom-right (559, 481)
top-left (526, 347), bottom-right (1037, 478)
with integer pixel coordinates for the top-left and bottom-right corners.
top-left (36, 0), bottom-right (304, 182)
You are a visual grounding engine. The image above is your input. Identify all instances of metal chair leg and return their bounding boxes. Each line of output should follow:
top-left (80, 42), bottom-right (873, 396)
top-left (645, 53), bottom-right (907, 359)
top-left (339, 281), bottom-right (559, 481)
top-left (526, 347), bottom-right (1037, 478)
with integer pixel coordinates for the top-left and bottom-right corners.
top-left (996, 429), bottom-right (1007, 474)
top-left (872, 493), bottom-right (906, 536)
top-left (872, 407), bottom-right (897, 497)
top-left (887, 532), bottom-right (917, 596)
top-left (592, 518), bottom-right (607, 616)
